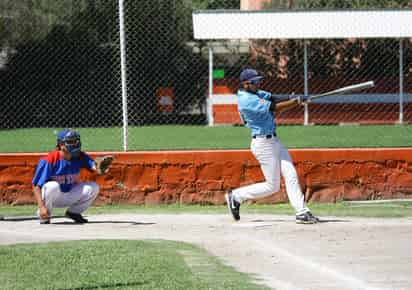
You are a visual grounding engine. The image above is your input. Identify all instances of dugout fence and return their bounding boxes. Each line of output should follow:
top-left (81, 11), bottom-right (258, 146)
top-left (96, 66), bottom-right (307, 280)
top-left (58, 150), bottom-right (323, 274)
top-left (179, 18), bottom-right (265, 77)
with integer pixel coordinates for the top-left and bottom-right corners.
top-left (194, 10), bottom-right (412, 126)
top-left (0, 1), bottom-right (411, 152)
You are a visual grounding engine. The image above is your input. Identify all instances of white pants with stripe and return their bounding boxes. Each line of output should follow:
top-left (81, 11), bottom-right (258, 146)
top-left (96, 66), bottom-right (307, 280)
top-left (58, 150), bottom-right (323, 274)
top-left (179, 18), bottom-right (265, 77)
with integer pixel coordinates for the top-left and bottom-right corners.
top-left (232, 136), bottom-right (309, 215)
top-left (40, 181), bottom-right (99, 216)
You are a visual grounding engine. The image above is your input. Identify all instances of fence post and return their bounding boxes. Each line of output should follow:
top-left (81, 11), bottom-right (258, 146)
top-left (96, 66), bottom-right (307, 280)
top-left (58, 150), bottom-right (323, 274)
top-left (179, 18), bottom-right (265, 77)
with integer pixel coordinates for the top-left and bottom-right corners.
top-left (303, 40), bottom-right (309, 126)
top-left (207, 47), bottom-right (214, 126)
top-left (118, 0), bottom-right (129, 150)
top-left (399, 38), bottom-right (404, 125)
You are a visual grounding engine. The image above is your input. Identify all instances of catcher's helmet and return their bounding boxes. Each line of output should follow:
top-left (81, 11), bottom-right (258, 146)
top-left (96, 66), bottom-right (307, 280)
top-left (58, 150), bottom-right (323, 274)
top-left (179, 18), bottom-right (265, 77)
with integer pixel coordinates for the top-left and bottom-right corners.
top-left (57, 129), bottom-right (81, 158)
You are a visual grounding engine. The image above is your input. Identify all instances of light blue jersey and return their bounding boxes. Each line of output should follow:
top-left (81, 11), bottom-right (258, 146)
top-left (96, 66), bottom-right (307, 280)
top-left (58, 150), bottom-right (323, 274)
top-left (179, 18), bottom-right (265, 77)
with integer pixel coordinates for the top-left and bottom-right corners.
top-left (237, 89), bottom-right (276, 136)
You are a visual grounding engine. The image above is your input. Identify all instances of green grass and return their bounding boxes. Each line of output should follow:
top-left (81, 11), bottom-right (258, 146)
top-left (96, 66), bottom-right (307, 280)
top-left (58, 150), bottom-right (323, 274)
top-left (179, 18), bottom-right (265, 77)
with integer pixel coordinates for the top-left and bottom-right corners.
top-left (2, 202), bottom-right (412, 219)
top-left (1, 203), bottom-right (411, 290)
top-left (1, 125), bottom-right (411, 152)
top-left (0, 240), bottom-right (269, 290)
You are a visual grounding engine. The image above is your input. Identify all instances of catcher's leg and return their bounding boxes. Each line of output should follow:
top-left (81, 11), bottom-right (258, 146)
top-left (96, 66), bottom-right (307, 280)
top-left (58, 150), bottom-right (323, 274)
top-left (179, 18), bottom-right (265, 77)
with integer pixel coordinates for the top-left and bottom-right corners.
top-left (54, 182), bottom-right (99, 222)
top-left (37, 181), bottom-right (62, 224)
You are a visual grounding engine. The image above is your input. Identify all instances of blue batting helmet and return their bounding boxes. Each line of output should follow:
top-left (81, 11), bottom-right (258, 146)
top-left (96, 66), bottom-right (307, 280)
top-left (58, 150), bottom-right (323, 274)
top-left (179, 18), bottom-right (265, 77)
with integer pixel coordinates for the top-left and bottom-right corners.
top-left (239, 68), bottom-right (264, 83)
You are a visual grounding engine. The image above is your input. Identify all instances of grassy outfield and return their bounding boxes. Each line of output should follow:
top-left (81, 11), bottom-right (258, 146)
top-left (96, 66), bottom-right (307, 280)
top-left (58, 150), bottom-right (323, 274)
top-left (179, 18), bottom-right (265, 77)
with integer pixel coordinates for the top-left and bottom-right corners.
top-left (0, 240), bottom-right (269, 290)
top-left (0, 125), bottom-right (411, 152)
top-left (1, 202), bottom-right (412, 218)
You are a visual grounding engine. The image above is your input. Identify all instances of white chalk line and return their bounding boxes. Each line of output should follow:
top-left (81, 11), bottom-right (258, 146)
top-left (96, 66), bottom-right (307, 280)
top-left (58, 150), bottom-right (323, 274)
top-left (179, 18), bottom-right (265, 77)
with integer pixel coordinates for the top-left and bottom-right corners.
top-left (246, 235), bottom-right (384, 290)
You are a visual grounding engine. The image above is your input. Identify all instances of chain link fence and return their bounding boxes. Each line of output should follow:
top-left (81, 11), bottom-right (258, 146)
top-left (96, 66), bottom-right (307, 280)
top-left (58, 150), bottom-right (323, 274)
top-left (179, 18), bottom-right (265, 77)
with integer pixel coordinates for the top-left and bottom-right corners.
top-left (0, 0), bottom-right (411, 152)
top-left (0, 0), bottom-right (123, 128)
top-left (211, 38), bottom-right (412, 125)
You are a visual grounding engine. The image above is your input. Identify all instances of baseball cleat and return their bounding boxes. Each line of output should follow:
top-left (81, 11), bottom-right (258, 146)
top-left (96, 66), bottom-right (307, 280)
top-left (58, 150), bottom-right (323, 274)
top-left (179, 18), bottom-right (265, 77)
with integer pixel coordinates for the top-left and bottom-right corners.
top-left (225, 192), bottom-right (240, 221)
top-left (65, 211), bottom-right (88, 224)
top-left (296, 211), bottom-right (319, 224)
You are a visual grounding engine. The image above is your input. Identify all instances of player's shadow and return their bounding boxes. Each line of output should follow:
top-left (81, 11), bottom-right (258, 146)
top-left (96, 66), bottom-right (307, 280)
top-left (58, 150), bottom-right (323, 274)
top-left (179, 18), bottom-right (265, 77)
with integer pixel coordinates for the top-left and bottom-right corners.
top-left (88, 220), bottom-right (155, 225)
top-left (317, 218), bottom-right (350, 223)
top-left (250, 218), bottom-right (350, 223)
top-left (56, 281), bottom-right (147, 290)
top-left (52, 220), bottom-right (155, 226)
top-left (0, 215), bottom-right (65, 222)
top-left (249, 218), bottom-right (291, 223)
top-left (0, 215), bottom-right (155, 226)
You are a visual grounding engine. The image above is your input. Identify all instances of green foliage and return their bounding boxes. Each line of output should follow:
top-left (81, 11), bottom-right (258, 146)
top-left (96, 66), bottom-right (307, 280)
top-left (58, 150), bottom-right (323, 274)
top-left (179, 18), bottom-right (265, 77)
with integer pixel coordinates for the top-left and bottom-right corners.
top-left (124, 1), bottom-right (208, 115)
top-left (0, 0), bottom-right (88, 45)
top-left (250, 0), bottom-right (411, 80)
top-left (1, 0), bottom-right (208, 127)
top-left (192, 0), bottom-right (210, 10)
top-left (264, 0), bottom-right (412, 9)
top-left (207, 0), bottom-right (240, 9)
top-left (192, 0), bottom-right (240, 9)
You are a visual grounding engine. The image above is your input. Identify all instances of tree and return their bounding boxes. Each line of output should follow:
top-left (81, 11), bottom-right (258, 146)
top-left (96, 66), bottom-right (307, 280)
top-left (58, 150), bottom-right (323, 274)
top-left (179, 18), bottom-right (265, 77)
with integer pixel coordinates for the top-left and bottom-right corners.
top-left (192, 0), bottom-right (240, 9)
top-left (250, 0), bottom-right (412, 91)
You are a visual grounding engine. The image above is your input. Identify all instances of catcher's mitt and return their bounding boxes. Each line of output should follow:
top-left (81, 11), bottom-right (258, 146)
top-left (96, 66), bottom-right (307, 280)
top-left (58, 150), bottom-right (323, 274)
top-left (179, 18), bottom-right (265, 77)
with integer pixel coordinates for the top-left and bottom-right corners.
top-left (95, 155), bottom-right (114, 175)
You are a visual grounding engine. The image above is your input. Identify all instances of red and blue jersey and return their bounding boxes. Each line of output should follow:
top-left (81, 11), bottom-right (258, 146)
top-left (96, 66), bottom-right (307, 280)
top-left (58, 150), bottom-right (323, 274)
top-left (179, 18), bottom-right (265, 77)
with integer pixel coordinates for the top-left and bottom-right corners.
top-left (32, 150), bottom-right (95, 192)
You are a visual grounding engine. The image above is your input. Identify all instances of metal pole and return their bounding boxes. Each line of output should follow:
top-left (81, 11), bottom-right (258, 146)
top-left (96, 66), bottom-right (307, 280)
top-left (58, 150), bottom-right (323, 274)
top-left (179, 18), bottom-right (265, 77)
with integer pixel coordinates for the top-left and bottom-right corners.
top-left (399, 38), bottom-right (404, 124)
top-left (118, 0), bottom-right (128, 150)
top-left (303, 41), bottom-right (309, 126)
top-left (207, 47), bottom-right (214, 126)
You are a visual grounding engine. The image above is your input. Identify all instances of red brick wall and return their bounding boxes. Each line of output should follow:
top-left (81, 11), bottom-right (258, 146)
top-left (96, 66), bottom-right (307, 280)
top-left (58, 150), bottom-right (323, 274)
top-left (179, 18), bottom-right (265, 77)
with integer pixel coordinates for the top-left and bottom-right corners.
top-left (1, 148), bottom-right (412, 205)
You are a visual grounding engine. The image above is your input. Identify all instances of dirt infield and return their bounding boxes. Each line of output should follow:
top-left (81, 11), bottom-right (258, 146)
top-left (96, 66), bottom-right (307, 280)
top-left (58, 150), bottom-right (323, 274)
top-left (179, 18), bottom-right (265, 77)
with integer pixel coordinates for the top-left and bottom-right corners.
top-left (1, 213), bottom-right (412, 290)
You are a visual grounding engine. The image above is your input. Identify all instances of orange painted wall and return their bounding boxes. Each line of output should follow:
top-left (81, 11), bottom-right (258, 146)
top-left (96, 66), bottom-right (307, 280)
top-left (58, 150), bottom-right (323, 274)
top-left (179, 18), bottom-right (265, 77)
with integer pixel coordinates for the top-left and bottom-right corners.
top-left (1, 148), bottom-right (412, 205)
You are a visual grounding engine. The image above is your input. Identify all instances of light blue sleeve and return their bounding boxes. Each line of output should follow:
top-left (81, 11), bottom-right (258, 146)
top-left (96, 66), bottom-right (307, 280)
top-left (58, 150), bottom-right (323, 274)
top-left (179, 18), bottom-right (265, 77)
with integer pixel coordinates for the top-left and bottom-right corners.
top-left (257, 90), bottom-right (272, 101)
top-left (240, 95), bottom-right (271, 117)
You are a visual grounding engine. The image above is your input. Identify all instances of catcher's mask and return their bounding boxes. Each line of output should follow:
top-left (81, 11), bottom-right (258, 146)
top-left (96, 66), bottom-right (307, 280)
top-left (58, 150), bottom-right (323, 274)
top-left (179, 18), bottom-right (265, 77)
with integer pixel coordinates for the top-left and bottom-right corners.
top-left (57, 129), bottom-right (81, 158)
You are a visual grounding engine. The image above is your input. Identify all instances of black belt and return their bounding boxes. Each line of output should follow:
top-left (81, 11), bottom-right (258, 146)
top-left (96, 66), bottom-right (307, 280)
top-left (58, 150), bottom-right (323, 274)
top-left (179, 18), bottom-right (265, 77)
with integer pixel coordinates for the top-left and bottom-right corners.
top-left (252, 133), bottom-right (277, 139)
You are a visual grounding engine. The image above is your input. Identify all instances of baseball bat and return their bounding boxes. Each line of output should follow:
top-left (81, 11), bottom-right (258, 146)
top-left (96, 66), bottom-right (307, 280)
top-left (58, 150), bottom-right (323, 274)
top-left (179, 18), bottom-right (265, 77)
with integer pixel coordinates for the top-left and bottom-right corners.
top-left (306, 81), bottom-right (374, 103)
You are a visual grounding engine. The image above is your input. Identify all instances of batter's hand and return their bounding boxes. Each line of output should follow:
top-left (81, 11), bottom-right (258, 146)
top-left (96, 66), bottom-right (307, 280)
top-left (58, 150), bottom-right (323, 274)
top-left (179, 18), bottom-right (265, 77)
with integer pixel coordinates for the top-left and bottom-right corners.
top-left (39, 205), bottom-right (49, 220)
top-left (289, 94), bottom-right (309, 105)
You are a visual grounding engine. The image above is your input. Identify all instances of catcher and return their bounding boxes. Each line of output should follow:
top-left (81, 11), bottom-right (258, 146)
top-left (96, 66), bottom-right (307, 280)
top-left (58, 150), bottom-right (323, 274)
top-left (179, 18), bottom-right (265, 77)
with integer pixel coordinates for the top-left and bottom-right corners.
top-left (32, 129), bottom-right (114, 224)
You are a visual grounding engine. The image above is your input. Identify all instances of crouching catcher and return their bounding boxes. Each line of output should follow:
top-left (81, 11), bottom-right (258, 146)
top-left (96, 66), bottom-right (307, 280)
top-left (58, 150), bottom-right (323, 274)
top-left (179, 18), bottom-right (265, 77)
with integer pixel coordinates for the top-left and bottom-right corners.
top-left (32, 129), bottom-right (114, 224)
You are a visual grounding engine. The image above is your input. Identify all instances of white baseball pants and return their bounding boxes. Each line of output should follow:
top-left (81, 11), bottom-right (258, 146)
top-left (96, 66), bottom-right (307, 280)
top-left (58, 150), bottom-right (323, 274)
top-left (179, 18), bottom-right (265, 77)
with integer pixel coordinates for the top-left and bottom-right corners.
top-left (232, 136), bottom-right (309, 215)
top-left (39, 181), bottom-right (99, 216)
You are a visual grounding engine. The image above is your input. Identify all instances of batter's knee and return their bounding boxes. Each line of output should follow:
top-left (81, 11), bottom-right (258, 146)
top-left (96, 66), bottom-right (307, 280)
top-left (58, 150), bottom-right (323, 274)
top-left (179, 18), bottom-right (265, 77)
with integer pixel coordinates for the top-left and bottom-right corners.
top-left (285, 175), bottom-right (299, 186)
top-left (282, 168), bottom-right (299, 182)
